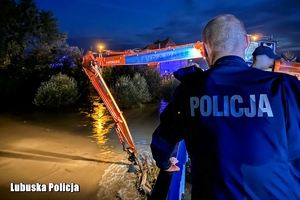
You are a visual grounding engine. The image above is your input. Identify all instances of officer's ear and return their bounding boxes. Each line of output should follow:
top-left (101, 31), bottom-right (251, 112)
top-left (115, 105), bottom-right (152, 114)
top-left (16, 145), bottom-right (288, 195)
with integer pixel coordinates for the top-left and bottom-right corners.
top-left (245, 35), bottom-right (250, 50)
top-left (203, 43), bottom-right (211, 57)
top-left (203, 43), bottom-right (213, 68)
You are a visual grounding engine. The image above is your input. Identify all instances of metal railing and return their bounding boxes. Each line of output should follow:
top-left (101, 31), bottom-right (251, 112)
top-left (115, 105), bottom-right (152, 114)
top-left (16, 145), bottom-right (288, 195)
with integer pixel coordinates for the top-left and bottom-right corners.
top-left (149, 140), bottom-right (188, 200)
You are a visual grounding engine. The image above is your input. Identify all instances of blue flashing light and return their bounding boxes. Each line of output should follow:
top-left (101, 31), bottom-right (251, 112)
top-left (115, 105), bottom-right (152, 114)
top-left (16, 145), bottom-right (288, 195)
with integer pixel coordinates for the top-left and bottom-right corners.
top-left (51, 55), bottom-right (77, 68)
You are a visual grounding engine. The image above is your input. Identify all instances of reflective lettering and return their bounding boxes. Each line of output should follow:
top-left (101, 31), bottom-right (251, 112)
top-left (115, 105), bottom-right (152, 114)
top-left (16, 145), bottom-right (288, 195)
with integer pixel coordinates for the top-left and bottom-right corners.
top-left (200, 95), bottom-right (212, 116)
top-left (258, 94), bottom-right (274, 117)
top-left (189, 94), bottom-right (274, 118)
top-left (190, 97), bottom-right (199, 117)
top-left (213, 96), bottom-right (223, 116)
top-left (230, 95), bottom-right (243, 117)
top-left (244, 95), bottom-right (256, 117)
top-left (223, 96), bottom-right (229, 116)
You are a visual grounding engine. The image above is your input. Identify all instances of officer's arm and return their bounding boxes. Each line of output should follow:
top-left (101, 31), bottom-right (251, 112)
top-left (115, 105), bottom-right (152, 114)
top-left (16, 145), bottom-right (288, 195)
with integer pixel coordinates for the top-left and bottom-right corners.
top-left (150, 84), bottom-right (184, 171)
top-left (283, 75), bottom-right (300, 182)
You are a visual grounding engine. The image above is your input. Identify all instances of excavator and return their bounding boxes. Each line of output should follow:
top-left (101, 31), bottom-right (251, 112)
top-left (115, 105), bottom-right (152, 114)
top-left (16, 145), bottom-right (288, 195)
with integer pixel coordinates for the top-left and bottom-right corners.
top-left (81, 41), bottom-right (204, 194)
top-left (81, 39), bottom-right (300, 194)
top-left (82, 41), bottom-right (204, 158)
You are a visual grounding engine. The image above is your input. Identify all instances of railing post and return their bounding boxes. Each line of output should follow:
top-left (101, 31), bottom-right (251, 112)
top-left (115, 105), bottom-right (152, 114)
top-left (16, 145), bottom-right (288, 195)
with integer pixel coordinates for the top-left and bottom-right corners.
top-left (167, 140), bottom-right (188, 200)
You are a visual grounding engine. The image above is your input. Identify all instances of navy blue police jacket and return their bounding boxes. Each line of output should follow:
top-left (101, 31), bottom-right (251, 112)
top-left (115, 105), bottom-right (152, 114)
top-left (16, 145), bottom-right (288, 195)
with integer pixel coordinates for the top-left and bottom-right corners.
top-left (151, 56), bottom-right (300, 200)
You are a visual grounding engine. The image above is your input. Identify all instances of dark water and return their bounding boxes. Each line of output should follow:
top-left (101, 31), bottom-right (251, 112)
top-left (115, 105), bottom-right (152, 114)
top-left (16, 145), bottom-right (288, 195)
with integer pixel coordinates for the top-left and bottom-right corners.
top-left (0, 97), bottom-right (165, 159)
top-left (0, 98), bottom-right (165, 200)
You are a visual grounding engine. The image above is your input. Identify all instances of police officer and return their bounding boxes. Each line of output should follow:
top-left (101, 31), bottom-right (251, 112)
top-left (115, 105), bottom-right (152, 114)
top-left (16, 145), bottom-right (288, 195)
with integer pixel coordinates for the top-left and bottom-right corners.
top-left (151, 14), bottom-right (300, 199)
top-left (251, 45), bottom-right (281, 71)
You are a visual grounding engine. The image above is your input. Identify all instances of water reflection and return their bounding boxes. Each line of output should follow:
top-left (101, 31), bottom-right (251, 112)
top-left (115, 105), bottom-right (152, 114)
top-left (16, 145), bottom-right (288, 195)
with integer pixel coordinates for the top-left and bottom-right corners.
top-left (79, 98), bottom-right (116, 157)
top-left (79, 98), bottom-right (165, 158)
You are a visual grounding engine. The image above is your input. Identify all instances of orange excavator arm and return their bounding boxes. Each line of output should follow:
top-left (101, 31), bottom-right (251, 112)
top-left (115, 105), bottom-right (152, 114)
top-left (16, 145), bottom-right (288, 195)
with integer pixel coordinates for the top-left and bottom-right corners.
top-left (82, 42), bottom-right (204, 162)
top-left (82, 56), bottom-right (137, 161)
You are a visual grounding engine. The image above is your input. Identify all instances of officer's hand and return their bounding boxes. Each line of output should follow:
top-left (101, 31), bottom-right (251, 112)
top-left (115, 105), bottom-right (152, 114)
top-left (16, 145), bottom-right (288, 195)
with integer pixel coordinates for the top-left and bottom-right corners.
top-left (165, 157), bottom-right (180, 172)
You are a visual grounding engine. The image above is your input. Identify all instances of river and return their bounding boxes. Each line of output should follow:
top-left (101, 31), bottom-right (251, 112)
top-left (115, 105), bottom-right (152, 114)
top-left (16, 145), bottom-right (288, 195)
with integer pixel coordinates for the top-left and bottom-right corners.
top-left (0, 99), bottom-right (163, 200)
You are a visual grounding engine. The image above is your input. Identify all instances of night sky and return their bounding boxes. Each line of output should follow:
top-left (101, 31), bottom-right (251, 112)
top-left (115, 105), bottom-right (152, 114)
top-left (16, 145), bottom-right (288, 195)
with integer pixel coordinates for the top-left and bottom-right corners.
top-left (35, 0), bottom-right (300, 57)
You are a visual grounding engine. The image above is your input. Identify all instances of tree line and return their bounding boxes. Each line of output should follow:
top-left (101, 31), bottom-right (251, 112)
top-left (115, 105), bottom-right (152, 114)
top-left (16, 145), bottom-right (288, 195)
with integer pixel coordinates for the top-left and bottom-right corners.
top-left (0, 0), bottom-right (89, 111)
top-left (0, 0), bottom-right (180, 111)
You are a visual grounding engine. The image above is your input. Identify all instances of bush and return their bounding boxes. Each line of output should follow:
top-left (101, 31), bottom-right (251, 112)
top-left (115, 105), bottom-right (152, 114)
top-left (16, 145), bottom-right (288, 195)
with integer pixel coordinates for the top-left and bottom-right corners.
top-left (102, 66), bottom-right (136, 87)
top-left (112, 73), bottom-right (150, 108)
top-left (102, 65), bottom-right (162, 102)
top-left (61, 65), bottom-right (91, 103)
top-left (132, 73), bottom-right (151, 103)
top-left (134, 66), bottom-right (162, 102)
top-left (33, 73), bottom-right (79, 108)
top-left (160, 78), bottom-right (180, 102)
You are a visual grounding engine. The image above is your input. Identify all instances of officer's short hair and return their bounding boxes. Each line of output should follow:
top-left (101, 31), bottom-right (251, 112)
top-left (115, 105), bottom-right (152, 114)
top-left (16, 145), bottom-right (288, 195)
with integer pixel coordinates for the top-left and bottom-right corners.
top-left (202, 14), bottom-right (247, 53)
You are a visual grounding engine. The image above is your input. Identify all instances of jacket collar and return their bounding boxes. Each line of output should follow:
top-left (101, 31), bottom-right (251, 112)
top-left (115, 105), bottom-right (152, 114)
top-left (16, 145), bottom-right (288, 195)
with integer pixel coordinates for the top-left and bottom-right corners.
top-left (213, 56), bottom-right (248, 68)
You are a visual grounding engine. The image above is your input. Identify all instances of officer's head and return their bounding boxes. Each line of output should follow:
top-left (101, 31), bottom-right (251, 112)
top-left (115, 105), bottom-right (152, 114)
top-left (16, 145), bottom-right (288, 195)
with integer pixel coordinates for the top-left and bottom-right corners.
top-left (202, 14), bottom-right (249, 68)
top-left (252, 46), bottom-right (281, 70)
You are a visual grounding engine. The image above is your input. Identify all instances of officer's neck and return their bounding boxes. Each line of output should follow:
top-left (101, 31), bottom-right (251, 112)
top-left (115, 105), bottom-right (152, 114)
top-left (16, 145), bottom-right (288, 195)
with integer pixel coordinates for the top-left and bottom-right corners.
top-left (208, 51), bottom-right (245, 68)
top-left (252, 61), bottom-right (268, 70)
